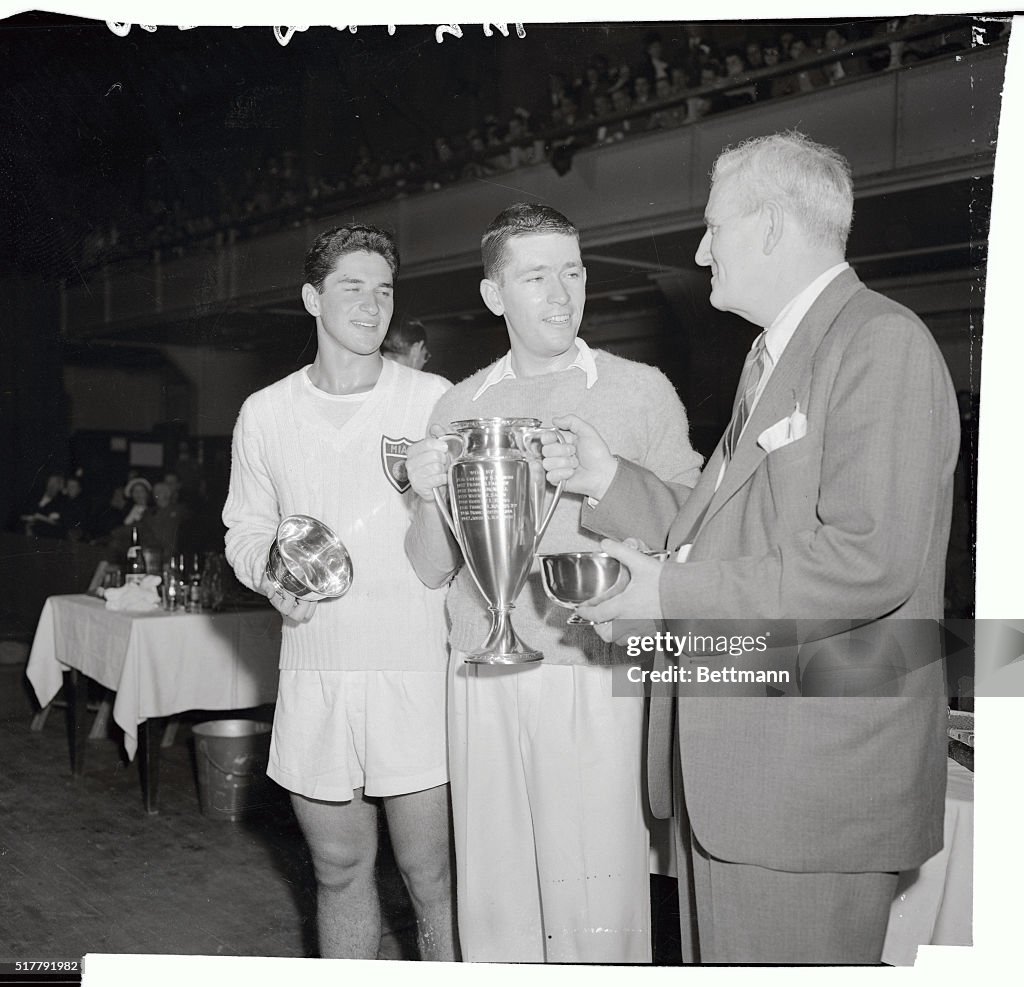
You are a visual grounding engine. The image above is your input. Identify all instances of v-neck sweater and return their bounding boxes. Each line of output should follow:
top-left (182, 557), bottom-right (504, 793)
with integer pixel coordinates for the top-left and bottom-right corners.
top-left (224, 358), bottom-right (451, 671)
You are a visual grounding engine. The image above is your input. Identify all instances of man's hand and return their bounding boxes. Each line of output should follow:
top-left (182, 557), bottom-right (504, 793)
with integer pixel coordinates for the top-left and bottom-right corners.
top-left (542, 414), bottom-right (619, 500)
top-left (406, 424), bottom-right (451, 502)
top-left (260, 574), bottom-right (317, 623)
top-left (576, 538), bottom-right (666, 641)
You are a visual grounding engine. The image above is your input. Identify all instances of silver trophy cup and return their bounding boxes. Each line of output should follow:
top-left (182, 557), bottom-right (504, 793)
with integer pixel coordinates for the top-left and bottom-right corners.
top-left (433, 418), bottom-right (563, 664)
top-left (265, 514), bottom-right (353, 603)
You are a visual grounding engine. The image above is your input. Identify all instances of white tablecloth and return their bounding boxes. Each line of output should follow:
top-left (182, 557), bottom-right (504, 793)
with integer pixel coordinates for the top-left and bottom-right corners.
top-left (26, 594), bottom-right (282, 759)
top-left (881, 757), bottom-right (973, 965)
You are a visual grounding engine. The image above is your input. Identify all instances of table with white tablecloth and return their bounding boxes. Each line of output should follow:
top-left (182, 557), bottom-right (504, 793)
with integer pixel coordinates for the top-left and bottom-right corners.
top-left (26, 594), bottom-right (282, 812)
top-left (881, 756), bottom-right (973, 965)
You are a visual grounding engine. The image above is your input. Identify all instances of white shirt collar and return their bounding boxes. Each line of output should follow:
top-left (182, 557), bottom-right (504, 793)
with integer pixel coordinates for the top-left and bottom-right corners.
top-left (472, 337), bottom-right (599, 400)
top-left (763, 262), bottom-right (849, 365)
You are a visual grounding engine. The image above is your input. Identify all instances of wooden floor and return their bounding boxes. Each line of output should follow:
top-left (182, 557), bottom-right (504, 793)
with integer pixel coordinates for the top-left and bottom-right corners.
top-left (1, 659), bottom-right (682, 970)
top-left (0, 662), bottom-right (417, 963)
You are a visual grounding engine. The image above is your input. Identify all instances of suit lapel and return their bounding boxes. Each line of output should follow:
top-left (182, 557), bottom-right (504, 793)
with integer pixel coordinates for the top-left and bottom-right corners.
top-left (697, 269), bottom-right (864, 531)
top-left (667, 443), bottom-right (724, 548)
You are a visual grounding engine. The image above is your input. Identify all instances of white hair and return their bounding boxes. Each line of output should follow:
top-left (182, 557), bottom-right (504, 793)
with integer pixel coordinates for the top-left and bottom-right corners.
top-left (711, 131), bottom-right (854, 251)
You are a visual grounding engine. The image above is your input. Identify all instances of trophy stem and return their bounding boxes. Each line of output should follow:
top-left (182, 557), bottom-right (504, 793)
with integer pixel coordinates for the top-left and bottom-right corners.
top-left (464, 606), bottom-right (543, 665)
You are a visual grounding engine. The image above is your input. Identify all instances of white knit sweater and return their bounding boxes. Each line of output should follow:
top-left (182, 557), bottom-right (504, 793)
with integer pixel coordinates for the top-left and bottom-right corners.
top-left (223, 358), bottom-right (451, 672)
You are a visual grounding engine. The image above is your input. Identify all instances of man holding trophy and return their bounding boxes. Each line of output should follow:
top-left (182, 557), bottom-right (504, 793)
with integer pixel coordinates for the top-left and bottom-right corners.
top-left (223, 225), bottom-right (457, 960)
top-left (404, 203), bottom-right (703, 963)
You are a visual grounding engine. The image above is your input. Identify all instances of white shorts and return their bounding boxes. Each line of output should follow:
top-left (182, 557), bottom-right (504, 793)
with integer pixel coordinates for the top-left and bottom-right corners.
top-left (268, 668), bottom-right (449, 802)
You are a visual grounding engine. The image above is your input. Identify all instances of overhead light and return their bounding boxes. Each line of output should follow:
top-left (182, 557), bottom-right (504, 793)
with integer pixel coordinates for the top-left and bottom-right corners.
top-left (609, 294), bottom-right (629, 302)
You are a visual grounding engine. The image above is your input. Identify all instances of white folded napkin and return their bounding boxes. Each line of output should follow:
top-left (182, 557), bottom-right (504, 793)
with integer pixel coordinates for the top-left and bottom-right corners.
top-left (102, 574), bottom-right (162, 611)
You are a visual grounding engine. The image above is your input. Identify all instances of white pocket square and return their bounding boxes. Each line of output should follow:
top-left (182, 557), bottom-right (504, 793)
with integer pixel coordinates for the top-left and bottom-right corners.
top-left (758, 409), bottom-right (808, 454)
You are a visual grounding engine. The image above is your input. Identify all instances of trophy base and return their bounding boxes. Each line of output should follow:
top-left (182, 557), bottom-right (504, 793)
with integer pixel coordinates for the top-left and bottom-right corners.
top-left (464, 649), bottom-right (543, 665)
top-left (463, 608), bottom-right (544, 665)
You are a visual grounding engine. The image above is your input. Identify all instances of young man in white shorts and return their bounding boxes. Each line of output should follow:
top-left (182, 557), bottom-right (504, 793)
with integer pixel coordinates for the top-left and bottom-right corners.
top-left (223, 224), bottom-right (456, 960)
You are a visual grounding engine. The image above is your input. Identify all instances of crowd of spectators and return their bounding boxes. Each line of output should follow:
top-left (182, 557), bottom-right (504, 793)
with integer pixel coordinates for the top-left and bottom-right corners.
top-left (80, 16), bottom-right (995, 270)
top-left (15, 442), bottom-right (222, 567)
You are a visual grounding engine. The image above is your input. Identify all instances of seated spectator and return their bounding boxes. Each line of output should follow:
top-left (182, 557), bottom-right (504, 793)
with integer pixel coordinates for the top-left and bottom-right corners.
top-left (122, 477), bottom-right (153, 527)
top-left (546, 72), bottom-right (571, 121)
top-left (462, 131), bottom-right (496, 179)
top-left (771, 36), bottom-right (827, 98)
top-left (746, 41), bottom-right (765, 71)
top-left (822, 26), bottom-right (869, 84)
top-left (648, 77), bottom-right (689, 129)
top-left (891, 15), bottom-right (971, 64)
top-left (20, 473), bottom-right (66, 539)
top-left (680, 23), bottom-right (719, 82)
top-left (670, 63), bottom-right (691, 95)
top-left (163, 471), bottom-right (181, 500)
top-left (607, 61), bottom-right (633, 98)
top-left (506, 114), bottom-right (540, 167)
top-left (758, 42), bottom-right (783, 100)
top-left (576, 56), bottom-right (609, 115)
top-left (689, 59), bottom-right (727, 119)
top-left (433, 135), bottom-right (458, 181)
top-left (140, 480), bottom-right (192, 565)
top-left (720, 49), bottom-right (757, 109)
top-left (789, 36), bottom-right (828, 90)
top-left (633, 75), bottom-right (653, 107)
top-left (683, 22), bottom-right (717, 57)
top-left (589, 93), bottom-right (615, 144)
top-left (607, 88), bottom-right (634, 140)
top-left (61, 475), bottom-right (92, 542)
top-left (91, 485), bottom-right (128, 541)
top-left (557, 95), bottom-right (582, 129)
top-left (642, 31), bottom-right (672, 82)
top-left (172, 441), bottom-right (203, 507)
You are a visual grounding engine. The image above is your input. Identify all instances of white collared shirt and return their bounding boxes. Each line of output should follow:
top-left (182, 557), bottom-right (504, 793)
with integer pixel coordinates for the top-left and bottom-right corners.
top-left (471, 337), bottom-right (599, 400)
top-left (751, 261), bottom-right (849, 414)
top-left (692, 262), bottom-right (851, 550)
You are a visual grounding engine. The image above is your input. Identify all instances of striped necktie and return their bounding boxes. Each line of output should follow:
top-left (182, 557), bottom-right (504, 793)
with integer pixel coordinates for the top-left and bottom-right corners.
top-left (722, 332), bottom-right (769, 463)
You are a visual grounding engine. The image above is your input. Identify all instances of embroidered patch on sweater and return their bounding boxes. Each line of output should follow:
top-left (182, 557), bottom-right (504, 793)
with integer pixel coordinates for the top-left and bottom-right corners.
top-left (381, 436), bottom-right (413, 493)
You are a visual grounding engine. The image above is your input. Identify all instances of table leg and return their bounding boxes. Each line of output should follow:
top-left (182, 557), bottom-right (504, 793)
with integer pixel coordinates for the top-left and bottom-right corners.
top-left (63, 669), bottom-right (90, 776)
top-left (138, 717), bottom-right (165, 815)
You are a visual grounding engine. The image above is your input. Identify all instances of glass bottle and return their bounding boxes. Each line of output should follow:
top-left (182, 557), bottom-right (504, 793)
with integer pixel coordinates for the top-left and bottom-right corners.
top-left (186, 554), bottom-right (204, 613)
top-left (162, 555), bottom-right (180, 611)
top-left (125, 525), bottom-right (147, 585)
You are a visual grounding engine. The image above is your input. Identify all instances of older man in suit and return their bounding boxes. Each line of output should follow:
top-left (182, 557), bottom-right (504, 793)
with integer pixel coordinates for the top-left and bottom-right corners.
top-left (544, 132), bottom-right (959, 964)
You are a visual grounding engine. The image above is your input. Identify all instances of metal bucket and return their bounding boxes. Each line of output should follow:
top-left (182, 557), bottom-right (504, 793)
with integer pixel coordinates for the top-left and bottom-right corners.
top-left (192, 719), bottom-right (273, 822)
top-left (265, 514), bottom-right (353, 602)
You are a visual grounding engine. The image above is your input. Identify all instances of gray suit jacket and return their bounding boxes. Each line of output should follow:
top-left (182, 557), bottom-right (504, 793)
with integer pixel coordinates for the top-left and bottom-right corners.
top-left (586, 269), bottom-right (958, 873)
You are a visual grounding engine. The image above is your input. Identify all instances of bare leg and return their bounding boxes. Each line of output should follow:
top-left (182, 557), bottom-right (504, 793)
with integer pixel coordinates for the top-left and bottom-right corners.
top-left (383, 784), bottom-right (459, 961)
top-left (290, 789), bottom-right (380, 959)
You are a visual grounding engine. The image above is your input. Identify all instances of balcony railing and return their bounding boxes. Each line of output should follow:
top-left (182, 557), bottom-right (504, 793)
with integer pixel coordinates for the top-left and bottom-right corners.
top-left (61, 30), bottom-right (1007, 340)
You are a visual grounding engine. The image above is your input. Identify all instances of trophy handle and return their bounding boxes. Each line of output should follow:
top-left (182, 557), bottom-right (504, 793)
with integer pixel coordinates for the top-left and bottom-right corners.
top-left (430, 431), bottom-right (465, 552)
top-left (536, 480), bottom-right (564, 547)
top-left (519, 426), bottom-right (567, 549)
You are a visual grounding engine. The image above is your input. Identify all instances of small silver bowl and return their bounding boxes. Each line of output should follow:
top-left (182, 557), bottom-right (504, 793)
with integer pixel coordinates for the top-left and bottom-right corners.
top-left (539, 551), bottom-right (623, 625)
top-left (265, 515), bottom-right (353, 602)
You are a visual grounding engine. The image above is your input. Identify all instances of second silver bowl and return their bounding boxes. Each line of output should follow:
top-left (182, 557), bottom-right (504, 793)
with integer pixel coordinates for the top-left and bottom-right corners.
top-left (539, 551), bottom-right (623, 625)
